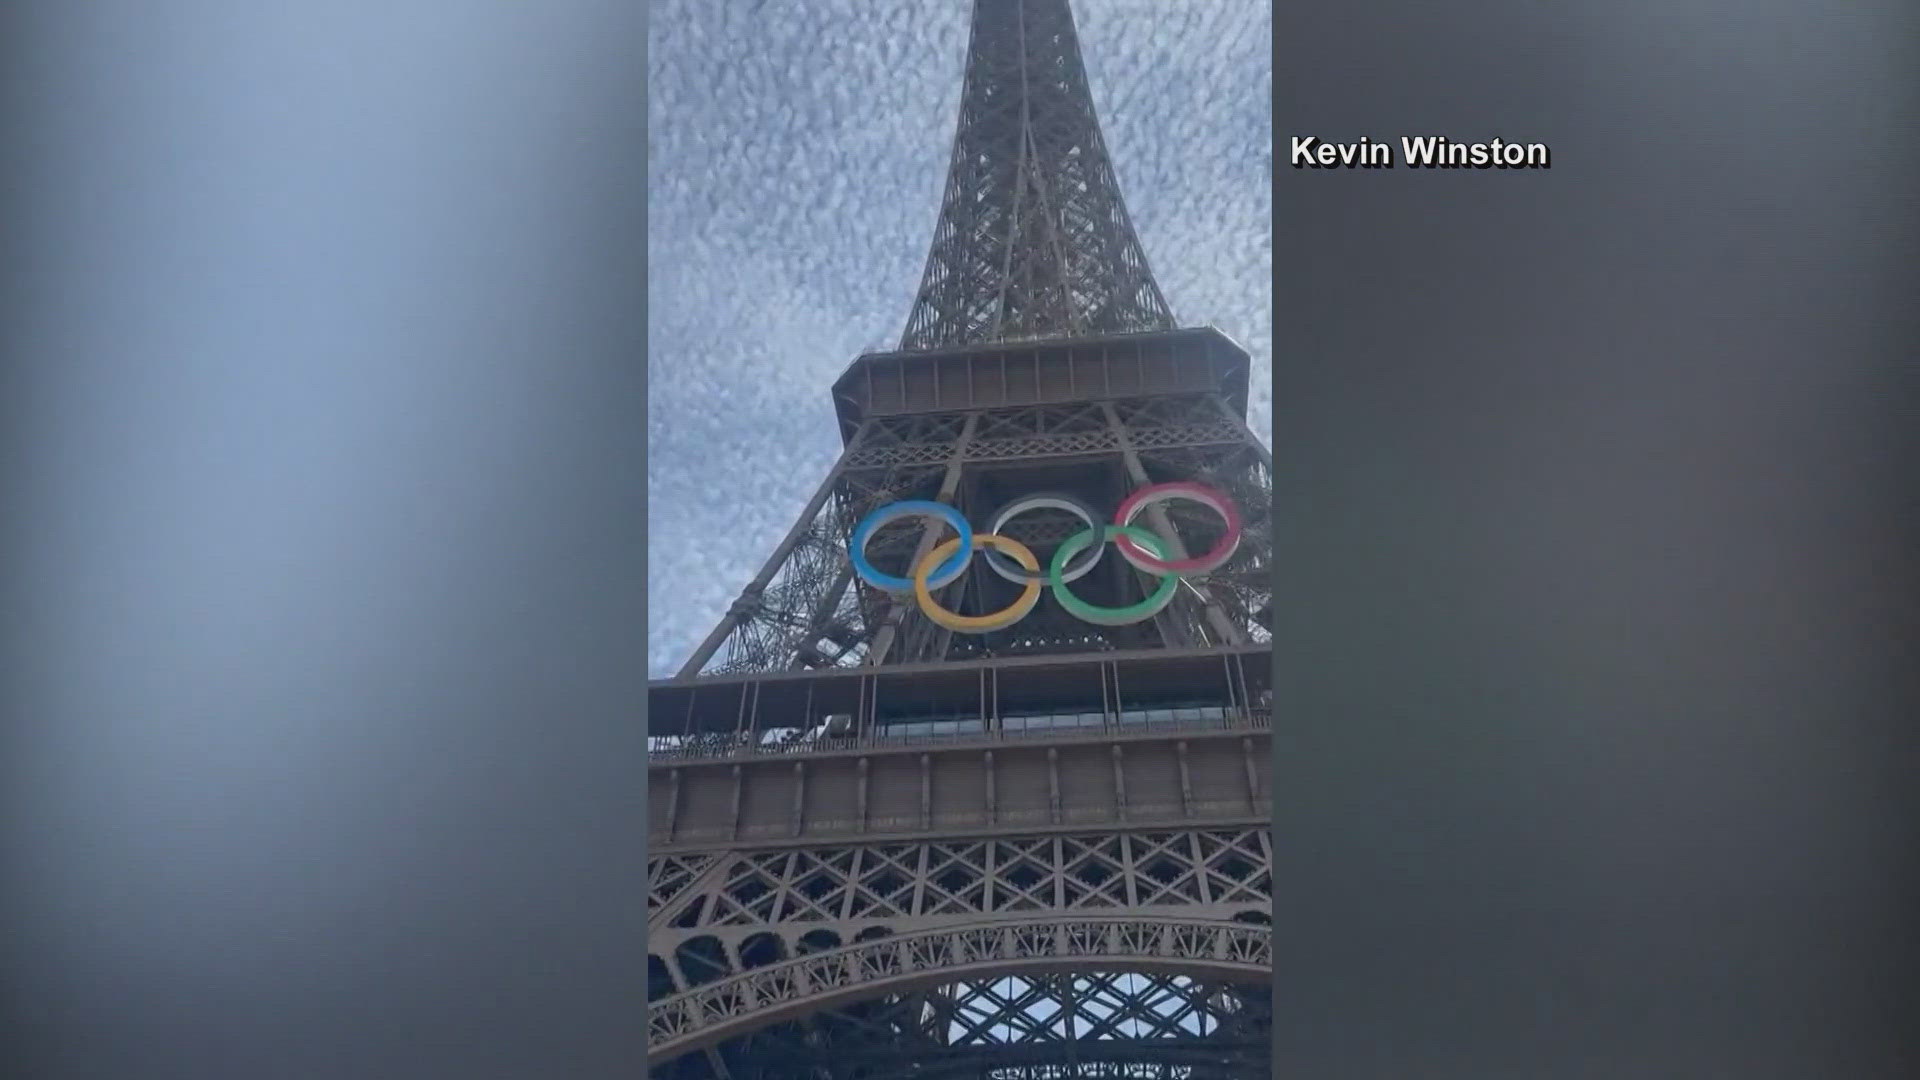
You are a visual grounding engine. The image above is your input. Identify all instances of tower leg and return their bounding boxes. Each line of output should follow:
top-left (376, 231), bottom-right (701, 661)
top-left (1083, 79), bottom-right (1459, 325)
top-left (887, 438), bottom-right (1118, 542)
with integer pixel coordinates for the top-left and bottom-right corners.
top-left (862, 413), bottom-right (978, 668)
top-left (1101, 402), bottom-right (1245, 646)
top-left (1213, 392), bottom-right (1273, 474)
top-left (676, 422), bottom-right (872, 677)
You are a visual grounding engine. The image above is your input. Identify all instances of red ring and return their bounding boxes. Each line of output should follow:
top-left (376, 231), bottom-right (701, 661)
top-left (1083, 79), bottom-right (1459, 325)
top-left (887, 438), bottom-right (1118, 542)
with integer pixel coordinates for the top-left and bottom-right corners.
top-left (1111, 481), bottom-right (1243, 575)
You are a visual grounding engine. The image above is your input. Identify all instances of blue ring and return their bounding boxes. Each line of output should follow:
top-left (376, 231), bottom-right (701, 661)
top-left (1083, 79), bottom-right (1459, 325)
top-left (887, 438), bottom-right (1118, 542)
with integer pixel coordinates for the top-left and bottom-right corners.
top-left (849, 500), bottom-right (973, 593)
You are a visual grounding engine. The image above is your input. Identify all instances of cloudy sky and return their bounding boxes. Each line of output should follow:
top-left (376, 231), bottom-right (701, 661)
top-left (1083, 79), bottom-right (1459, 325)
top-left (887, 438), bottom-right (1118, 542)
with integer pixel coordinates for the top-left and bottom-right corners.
top-left (646, 0), bottom-right (1272, 677)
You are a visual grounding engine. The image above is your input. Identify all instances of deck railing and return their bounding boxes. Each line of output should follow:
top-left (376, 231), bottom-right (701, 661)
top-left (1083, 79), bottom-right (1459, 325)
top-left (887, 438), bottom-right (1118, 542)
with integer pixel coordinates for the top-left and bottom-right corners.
top-left (646, 707), bottom-right (1270, 765)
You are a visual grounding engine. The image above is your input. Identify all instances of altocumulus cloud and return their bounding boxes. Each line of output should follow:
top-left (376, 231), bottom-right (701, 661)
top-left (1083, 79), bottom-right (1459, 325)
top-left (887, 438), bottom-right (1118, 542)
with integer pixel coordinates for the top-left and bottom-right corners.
top-left (648, 0), bottom-right (1271, 675)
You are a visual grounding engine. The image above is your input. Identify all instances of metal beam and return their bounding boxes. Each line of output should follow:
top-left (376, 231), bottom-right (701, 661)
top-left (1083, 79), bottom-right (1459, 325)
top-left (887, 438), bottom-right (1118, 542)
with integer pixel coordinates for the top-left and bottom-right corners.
top-left (1101, 401), bottom-right (1245, 647)
top-left (676, 422), bottom-right (873, 677)
top-left (863, 412), bottom-right (979, 666)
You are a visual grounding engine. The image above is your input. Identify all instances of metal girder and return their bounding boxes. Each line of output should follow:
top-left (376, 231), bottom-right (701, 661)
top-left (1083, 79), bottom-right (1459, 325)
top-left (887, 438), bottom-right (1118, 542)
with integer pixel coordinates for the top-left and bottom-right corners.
top-left (649, 914), bottom-right (1272, 1071)
top-left (645, 824), bottom-right (1272, 1071)
top-left (649, 827), bottom-right (1270, 947)
top-left (900, 0), bottom-right (1174, 351)
top-left (652, 971), bottom-right (1270, 1080)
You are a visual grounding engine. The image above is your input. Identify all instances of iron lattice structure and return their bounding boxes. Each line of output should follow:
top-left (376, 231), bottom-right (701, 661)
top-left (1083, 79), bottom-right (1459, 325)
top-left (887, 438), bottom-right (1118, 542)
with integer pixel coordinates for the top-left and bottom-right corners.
top-left (900, 0), bottom-right (1174, 350)
top-left (651, 2), bottom-right (1271, 1077)
top-left (649, 829), bottom-right (1273, 1078)
top-left (684, 392), bottom-right (1273, 678)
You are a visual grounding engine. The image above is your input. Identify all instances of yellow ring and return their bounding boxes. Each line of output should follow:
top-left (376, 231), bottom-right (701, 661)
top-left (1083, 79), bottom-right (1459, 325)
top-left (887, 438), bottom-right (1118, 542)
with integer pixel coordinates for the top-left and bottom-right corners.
top-left (912, 533), bottom-right (1041, 633)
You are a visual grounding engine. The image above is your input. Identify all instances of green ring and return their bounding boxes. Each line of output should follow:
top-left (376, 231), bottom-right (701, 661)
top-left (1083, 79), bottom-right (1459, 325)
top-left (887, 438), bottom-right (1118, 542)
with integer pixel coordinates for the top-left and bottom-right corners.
top-left (1048, 526), bottom-right (1180, 626)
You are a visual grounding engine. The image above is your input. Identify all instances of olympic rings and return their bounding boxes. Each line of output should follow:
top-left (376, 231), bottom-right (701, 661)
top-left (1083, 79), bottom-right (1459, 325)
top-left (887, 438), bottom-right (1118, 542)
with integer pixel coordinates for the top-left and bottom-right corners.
top-left (914, 534), bottom-right (1042, 632)
top-left (1049, 525), bottom-right (1178, 626)
top-left (848, 481), bottom-right (1241, 632)
top-left (849, 499), bottom-right (972, 594)
top-left (982, 492), bottom-right (1105, 584)
top-left (1113, 481), bottom-right (1242, 575)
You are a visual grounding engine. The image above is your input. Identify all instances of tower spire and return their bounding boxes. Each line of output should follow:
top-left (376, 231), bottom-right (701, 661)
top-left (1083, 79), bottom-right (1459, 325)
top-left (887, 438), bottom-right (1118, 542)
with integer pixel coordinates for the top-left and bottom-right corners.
top-left (899, 0), bottom-right (1175, 352)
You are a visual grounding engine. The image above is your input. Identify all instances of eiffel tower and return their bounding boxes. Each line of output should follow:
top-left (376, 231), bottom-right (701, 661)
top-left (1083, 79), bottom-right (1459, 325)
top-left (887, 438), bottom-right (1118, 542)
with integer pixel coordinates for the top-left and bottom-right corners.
top-left (648, 3), bottom-right (1272, 1076)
